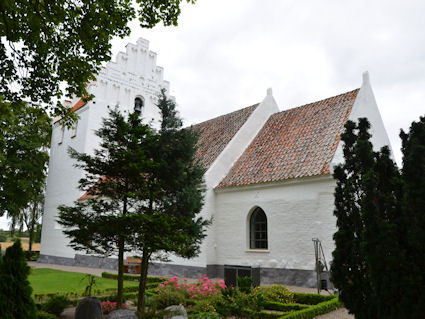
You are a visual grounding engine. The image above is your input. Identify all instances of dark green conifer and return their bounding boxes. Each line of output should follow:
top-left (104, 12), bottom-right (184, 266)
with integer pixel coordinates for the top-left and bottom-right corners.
top-left (0, 240), bottom-right (37, 319)
top-left (331, 118), bottom-right (377, 319)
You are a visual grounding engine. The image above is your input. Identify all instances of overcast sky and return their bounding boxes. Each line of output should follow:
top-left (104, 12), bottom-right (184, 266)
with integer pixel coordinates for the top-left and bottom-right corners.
top-left (1, 0), bottom-right (424, 230)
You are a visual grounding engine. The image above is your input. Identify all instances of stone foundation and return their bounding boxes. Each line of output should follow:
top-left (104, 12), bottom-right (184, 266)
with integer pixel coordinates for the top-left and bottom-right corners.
top-left (38, 254), bottom-right (317, 287)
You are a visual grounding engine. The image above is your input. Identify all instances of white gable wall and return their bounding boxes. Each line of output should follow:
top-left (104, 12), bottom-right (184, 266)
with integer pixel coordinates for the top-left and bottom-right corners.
top-left (213, 176), bottom-right (336, 277)
top-left (331, 72), bottom-right (393, 169)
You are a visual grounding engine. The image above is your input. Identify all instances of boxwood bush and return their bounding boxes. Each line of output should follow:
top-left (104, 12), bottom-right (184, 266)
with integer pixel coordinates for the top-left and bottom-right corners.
top-left (292, 292), bottom-right (335, 305)
top-left (279, 298), bottom-right (342, 319)
top-left (101, 272), bottom-right (164, 283)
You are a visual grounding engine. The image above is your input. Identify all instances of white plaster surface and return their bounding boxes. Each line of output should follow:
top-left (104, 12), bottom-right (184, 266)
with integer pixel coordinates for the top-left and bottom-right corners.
top-left (41, 38), bottom-right (170, 258)
top-left (331, 72), bottom-right (393, 169)
top-left (213, 176), bottom-right (337, 271)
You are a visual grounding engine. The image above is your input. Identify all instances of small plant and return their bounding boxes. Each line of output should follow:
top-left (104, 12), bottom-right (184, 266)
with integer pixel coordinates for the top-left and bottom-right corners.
top-left (42, 295), bottom-right (70, 316)
top-left (252, 284), bottom-right (294, 304)
top-left (101, 300), bottom-right (127, 314)
top-left (156, 275), bottom-right (226, 299)
top-left (237, 276), bottom-right (253, 294)
top-left (81, 274), bottom-right (96, 296)
top-left (150, 287), bottom-right (186, 310)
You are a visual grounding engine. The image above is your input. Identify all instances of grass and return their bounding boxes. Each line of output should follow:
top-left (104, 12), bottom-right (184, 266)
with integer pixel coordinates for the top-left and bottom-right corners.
top-left (29, 268), bottom-right (139, 295)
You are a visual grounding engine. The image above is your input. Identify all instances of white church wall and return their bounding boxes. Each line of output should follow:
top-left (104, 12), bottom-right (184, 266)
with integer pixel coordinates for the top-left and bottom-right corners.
top-left (165, 89), bottom-right (280, 269)
top-left (213, 175), bottom-right (336, 272)
top-left (40, 106), bottom-right (90, 258)
top-left (40, 38), bottom-right (171, 263)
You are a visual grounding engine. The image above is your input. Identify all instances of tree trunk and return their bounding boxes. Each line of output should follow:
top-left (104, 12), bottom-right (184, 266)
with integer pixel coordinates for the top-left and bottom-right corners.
top-left (137, 248), bottom-right (150, 315)
top-left (28, 202), bottom-right (37, 253)
top-left (117, 193), bottom-right (128, 308)
top-left (117, 236), bottom-right (124, 308)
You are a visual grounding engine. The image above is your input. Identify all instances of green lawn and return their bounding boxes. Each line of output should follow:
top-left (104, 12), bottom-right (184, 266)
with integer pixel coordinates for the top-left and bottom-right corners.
top-left (29, 268), bottom-right (139, 295)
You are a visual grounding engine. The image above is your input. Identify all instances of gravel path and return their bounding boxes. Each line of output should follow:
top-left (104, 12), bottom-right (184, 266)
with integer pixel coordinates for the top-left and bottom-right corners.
top-left (30, 262), bottom-right (354, 318)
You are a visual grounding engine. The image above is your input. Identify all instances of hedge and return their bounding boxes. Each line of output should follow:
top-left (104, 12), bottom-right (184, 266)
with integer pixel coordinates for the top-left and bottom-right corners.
top-left (263, 301), bottom-right (309, 312)
top-left (279, 298), bottom-right (342, 319)
top-left (101, 272), bottom-right (164, 283)
top-left (292, 292), bottom-right (336, 305)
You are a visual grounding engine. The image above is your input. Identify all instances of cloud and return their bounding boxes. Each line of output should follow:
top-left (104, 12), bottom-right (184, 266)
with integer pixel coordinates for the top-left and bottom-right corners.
top-left (109, 0), bottom-right (424, 166)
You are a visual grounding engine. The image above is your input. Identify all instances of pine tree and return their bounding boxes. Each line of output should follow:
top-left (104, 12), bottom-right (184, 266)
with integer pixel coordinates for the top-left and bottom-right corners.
top-left (0, 240), bottom-right (37, 319)
top-left (58, 108), bottom-right (154, 307)
top-left (133, 90), bottom-right (209, 314)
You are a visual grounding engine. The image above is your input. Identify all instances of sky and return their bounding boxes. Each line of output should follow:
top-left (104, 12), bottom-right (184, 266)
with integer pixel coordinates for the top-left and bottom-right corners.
top-left (1, 0), bottom-right (424, 230)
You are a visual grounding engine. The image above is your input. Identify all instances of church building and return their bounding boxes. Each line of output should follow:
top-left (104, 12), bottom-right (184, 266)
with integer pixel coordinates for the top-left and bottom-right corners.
top-left (39, 38), bottom-right (392, 287)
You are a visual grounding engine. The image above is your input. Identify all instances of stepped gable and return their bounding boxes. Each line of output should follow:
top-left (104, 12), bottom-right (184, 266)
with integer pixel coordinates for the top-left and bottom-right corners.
top-left (191, 103), bottom-right (259, 169)
top-left (217, 89), bottom-right (359, 188)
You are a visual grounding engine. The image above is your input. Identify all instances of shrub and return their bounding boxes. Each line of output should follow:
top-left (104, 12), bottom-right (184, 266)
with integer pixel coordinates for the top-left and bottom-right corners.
top-left (252, 284), bottom-right (294, 304)
top-left (213, 289), bottom-right (264, 318)
top-left (292, 292), bottom-right (335, 305)
top-left (37, 311), bottom-right (58, 319)
top-left (262, 300), bottom-right (309, 312)
top-left (150, 287), bottom-right (186, 310)
top-left (156, 275), bottom-right (226, 299)
top-left (280, 298), bottom-right (342, 319)
top-left (101, 300), bottom-right (127, 314)
top-left (192, 296), bottom-right (220, 313)
top-left (42, 295), bottom-right (70, 316)
top-left (237, 276), bottom-right (253, 294)
top-left (0, 240), bottom-right (37, 319)
top-left (192, 311), bottom-right (222, 319)
top-left (0, 233), bottom-right (7, 242)
top-left (101, 271), bottom-right (164, 283)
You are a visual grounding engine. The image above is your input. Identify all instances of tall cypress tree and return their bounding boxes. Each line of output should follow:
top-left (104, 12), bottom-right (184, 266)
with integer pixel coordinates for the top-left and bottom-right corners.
top-left (332, 116), bottom-right (425, 319)
top-left (0, 240), bottom-right (37, 319)
top-left (361, 146), bottom-right (405, 318)
top-left (331, 118), bottom-right (377, 319)
top-left (399, 116), bottom-right (425, 318)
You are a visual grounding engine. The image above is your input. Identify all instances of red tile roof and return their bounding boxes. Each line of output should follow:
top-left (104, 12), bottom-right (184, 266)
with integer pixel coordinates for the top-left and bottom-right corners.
top-left (217, 89), bottom-right (359, 188)
top-left (191, 104), bottom-right (259, 169)
top-left (54, 98), bottom-right (87, 124)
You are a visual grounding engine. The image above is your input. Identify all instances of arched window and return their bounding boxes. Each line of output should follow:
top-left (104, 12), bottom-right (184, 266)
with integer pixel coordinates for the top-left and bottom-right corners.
top-left (250, 207), bottom-right (268, 249)
top-left (134, 97), bottom-right (144, 114)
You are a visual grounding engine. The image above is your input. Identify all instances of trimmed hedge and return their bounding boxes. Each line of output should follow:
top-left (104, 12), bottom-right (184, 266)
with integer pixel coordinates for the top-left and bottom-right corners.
top-left (292, 292), bottom-right (336, 305)
top-left (279, 298), bottom-right (342, 319)
top-left (259, 310), bottom-right (288, 319)
top-left (101, 272), bottom-right (164, 283)
top-left (263, 301), bottom-right (309, 312)
top-left (37, 311), bottom-right (58, 319)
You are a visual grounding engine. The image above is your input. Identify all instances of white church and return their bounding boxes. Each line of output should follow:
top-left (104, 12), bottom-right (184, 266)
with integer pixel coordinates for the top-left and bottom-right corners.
top-left (39, 38), bottom-right (392, 287)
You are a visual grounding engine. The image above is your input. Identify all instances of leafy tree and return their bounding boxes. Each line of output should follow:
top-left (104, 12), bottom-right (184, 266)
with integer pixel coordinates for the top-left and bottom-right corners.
top-left (0, 0), bottom-right (195, 123)
top-left (0, 239), bottom-right (37, 319)
top-left (132, 91), bottom-right (208, 313)
top-left (14, 192), bottom-right (45, 252)
top-left (58, 107), bottom-right (154, 306)
top-left (0, 99), bottom-right (51, 220)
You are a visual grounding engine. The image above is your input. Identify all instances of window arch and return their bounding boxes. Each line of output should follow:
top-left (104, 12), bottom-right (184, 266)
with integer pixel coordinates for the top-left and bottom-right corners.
top-left (134, 96), bottom-right (144, 114)
top-left (249, 207), bottom-right (268, 249)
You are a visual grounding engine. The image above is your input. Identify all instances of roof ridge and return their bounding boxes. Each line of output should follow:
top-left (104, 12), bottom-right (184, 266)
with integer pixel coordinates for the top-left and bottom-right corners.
top-left (191, 103), bottom-right (259, 127)
top-left (276, 88), bottom-right (360, 116)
